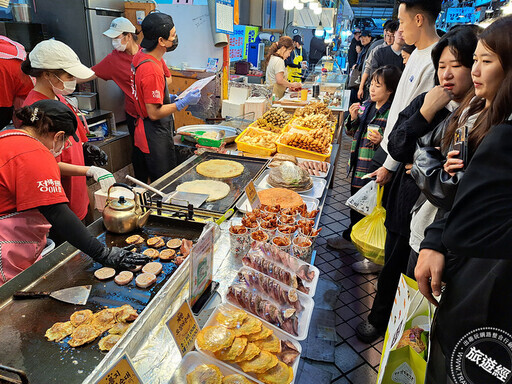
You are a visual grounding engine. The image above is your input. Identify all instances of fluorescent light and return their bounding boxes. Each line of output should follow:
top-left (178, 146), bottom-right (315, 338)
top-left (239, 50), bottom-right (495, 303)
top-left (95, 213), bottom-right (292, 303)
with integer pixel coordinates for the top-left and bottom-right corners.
top-left (295, 2), bottom-right (304, 9)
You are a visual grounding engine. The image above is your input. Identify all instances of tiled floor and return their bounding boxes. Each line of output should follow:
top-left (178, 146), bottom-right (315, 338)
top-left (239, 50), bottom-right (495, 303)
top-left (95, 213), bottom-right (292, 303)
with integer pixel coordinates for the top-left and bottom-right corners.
top-left (305, 135), bottom-right (384, 383)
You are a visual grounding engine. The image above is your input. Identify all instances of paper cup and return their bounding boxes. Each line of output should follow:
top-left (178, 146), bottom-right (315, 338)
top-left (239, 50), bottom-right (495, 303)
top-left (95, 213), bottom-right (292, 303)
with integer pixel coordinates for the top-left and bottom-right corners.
top-left (229, 226), bottom-right (250, 260)
top-left (298, 228), bottom-right (320, 247)
top-left (292, 236), bottom-right (313, 261)
top-left (243, 221), bottom-right (259, 233)
top-left (259, 221), bottom-right (277, 238)
top-left (272, 236), bottom-right (292, 254)
top-left (277, 225), bottom-right (297, 241)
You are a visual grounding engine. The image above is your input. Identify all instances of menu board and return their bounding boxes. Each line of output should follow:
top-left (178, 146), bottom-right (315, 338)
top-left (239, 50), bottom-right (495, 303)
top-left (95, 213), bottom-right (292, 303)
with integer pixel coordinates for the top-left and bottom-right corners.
top-left (215, 0), bottom-right (234, 34)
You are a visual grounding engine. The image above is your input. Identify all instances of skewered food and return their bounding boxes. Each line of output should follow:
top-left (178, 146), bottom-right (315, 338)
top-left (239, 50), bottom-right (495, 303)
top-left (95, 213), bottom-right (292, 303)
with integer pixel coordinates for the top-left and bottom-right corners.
top-left (196, 159), bottom-right (245, 179)
top-left (267, 162), bottom-right (312, 192)
top-left (94, 267), bottom-right (116, 281)
top-left (45, 321), bottom-right (74, 342)
top-left (279, 127), bottom-right (332, 155)
top-left (292, 114), bottom-right (334, 132)
top-left (256, 108), bottom-right (291, 133)
top-left (294, 101), bottom-right (334, 121)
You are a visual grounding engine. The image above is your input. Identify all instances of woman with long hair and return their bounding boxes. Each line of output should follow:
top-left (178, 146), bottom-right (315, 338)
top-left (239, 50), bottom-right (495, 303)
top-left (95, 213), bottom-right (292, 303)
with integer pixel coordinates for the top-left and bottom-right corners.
top-left (265, 36), bottom-right (301, 98)
top-left (415, 16), bottom-right (512, 383)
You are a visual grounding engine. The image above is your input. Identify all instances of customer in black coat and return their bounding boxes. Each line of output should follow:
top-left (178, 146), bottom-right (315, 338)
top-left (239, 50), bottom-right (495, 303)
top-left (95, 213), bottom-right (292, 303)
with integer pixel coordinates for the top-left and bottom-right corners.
top-left (347, 29), bottom-right (361, 71)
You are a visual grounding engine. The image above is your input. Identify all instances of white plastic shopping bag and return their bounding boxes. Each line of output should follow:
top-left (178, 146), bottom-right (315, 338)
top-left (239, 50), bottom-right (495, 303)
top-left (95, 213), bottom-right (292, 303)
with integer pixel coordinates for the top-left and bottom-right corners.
top-left (345, 180), bottom-right (377, 216)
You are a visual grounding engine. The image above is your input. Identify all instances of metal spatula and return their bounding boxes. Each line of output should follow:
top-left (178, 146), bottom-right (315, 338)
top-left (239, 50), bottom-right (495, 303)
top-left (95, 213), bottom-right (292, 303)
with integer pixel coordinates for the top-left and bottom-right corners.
top-left (13, 285), bottom-right (92, 305)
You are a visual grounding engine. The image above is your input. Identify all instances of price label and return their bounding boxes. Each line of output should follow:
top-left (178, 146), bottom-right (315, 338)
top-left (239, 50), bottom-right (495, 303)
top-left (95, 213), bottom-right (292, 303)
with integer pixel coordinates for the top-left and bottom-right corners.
top-left (96, 354), bottom-right (142, 384)
top-left (167, 300), bottom-right (200, 357)
top-left (245, 181), bottom-right (260, 210)
top-left (189, 226), bottom-right (214, 307)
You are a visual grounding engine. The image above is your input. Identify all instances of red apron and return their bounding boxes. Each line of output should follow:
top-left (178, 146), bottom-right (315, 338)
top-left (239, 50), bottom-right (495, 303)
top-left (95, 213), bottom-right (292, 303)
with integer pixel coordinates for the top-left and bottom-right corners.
top-left (0, 132), bottom-right (52, 285)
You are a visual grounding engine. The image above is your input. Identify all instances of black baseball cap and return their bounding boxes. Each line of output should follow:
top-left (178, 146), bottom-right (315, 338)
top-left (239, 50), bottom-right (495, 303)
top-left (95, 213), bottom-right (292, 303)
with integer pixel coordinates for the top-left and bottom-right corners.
top-left (140, 12), bottom-right (175, 50)
top-left (293, 35), bottom-right (304, 45)
top-left (30, 99), bottom-right (79, 142)
top-left (361, 30), bottom-right (372, 37)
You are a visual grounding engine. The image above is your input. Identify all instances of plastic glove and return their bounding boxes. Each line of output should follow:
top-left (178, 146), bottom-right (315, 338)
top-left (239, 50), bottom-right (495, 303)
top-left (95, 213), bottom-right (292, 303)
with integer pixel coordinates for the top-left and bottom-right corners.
top-left (175, 89), bottom-right (201, 111)
top-left (86, 166), bottom-right (116, 192)
top-left (169, 93), bottom-right (178, 103)
top-left (95, 246), bottom-right (151, 269)
top-left (83, 142), bottom-right (108, 166)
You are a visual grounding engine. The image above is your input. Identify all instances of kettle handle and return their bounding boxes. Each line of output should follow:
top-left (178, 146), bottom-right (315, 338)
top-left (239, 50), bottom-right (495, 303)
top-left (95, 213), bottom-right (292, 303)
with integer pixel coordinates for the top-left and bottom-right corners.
top-left (106, 183), bottom-right (135, 205)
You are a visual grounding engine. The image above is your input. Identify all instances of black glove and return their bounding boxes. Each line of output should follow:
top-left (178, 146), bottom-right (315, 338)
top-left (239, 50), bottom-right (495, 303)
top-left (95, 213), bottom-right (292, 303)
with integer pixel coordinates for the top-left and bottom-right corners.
top-left (95, 246), bottom-right (151, 269)
top-left (83, 142), bottom-right (108, 166)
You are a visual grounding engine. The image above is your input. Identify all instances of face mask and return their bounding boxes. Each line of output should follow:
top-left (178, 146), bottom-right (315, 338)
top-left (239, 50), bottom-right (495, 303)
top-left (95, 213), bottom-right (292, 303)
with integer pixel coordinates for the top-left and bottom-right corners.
top-left (112, 38), bottom-right (127, 52)
top-left (166, 34), bottom-right (178, 52)
top-left (50, 135), bottom-right (65, 157)
top-left (50, 74), bottom-right (76, 96)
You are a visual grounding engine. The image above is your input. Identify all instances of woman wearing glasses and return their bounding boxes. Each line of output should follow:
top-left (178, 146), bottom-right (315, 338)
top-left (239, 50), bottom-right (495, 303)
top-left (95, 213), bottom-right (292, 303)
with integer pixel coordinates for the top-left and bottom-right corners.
top-left (21, 40), bottom-right (115, 222)
top-left (0, 100), bottom-right (150, 285)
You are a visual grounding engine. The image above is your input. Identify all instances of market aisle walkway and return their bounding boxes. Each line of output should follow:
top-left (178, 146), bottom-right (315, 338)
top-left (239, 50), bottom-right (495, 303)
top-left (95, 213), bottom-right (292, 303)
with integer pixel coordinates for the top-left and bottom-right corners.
top-left (301, 134), bottom-right (384, 384)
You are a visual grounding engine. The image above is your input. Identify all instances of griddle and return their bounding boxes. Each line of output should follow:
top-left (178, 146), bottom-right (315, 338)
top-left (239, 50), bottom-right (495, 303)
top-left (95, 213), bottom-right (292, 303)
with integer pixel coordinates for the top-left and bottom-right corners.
top-left (149, 152), bottom-right (269, 216)
top-left (0, 215), bottom-right (205, 384)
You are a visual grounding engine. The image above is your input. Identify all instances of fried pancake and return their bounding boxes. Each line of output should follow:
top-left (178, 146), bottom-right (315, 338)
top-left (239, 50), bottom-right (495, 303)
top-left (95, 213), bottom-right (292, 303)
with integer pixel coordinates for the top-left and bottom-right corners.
top-left (258, 188), bottom-right (303, 209)
top-left (142, 248), bottom-right (160, 259)
top-left (246, 326), bottom-right (273, 342)
top-left (70, 309), bottom-right (93, 327)
top-left (196, 159), bottom-right (244, 179)
top-left (147, 236), bottom-right (165, 248)
top-left (234, 316), bottom-right (262, 337)
top-left (125, 234), bottom-right (144, 245)
top-left (109, 322), bottom-right (131, 335)
top-left (256, 361), bottom-right (293, 384)
top-left (197, 326), bottom-right (235, 353)
top-left (159, 249), bottom-right (176, 260)
top-left (254, 334), bottom-right (281, 354)
top-left (115, 304), bottom-right (138, 323)
top-left (216, 309), bottom-right (248, 329)
top-left (68, 324), bottom-right (101, 347)
top-left (91, 308), bottom-right (117, 333)
top-left (166, 239), bottom-right (182, 249)
top-left (98, 334), bottom-right (121, 352)
top-left (215, 337), bottom-right (248, 361)
top-left (186, 364), bottom-right (222, 384)
top-left (222, 374), bottom-right (254, 384)
top-left (45, 321), bottom-right (75, 342)
top-left (238, 351), bottom-right (278, 374)
top-left (234, 343), bottom-right (261, 363)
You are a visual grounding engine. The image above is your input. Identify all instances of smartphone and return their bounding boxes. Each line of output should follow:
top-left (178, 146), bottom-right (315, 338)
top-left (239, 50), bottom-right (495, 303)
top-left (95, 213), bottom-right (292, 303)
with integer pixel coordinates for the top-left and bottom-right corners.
top-left (453, 126), bottom-right (468, 169)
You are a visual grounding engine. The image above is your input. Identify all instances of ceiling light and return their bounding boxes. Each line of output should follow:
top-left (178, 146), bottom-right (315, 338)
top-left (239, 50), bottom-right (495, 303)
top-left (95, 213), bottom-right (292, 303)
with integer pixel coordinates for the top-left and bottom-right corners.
top-left (283, 0), bottom-right (295, 10)
top-left (315, 21), bottom-right (324, 36)
top-left (313, 6), bottom-right (322, 14)
top-left (295, 2), bottom-right (304, 9)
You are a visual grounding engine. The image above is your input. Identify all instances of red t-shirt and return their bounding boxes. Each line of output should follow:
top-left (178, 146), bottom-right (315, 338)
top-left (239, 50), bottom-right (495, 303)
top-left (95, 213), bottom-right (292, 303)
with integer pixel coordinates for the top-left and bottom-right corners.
top-left (132, 50), bottom-right (171, 153)
top-left (0, 131), bottom-right (68, 215)
top-left (22, 90), bottom-right (89, 220)
top-left (0, 39), bottom-right (34, 108)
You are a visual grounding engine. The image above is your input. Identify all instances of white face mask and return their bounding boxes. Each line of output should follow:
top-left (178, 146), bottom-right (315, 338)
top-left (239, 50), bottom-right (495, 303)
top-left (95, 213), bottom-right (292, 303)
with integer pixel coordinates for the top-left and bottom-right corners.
top-left (49, 134), bottom-right (66, 157)
top-left (50, 74), bottom-right (76, 96)
top-left (112, 38), bottom-right (127, 52)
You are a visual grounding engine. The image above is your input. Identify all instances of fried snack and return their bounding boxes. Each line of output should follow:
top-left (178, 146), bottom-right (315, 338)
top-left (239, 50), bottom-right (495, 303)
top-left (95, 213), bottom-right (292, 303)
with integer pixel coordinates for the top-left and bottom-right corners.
top-left (256, 108), bottom-right (291, 133)
top-left (147, 236), bottom-right (165, 248)
top-left (254, 334), bottom-right (282, 354)
top-left (260, 220), bottom-right (277, 231)
top-left (229, 225), bottom-right (248, 235)
top-left (91, 308), bottom-right (117, 332)
top-left (292, 237), bottom-right (312, 248)
top-left (272, 237), bottom-right (291, 247)
top-left (98, 334), bottom-right (121, 352)
top-left (45, 321), bottom-right (75, 342)
top-left (278, 340), bottom-right (300, 365)
top-left (68, 324), bottom-right (101, 347)
top-left (222, 374), bottom-right (254, 384)
top-left (109, 322), bottom-right (131, 335)
top-left (278, 215), bottom-right (295, 225)
top-left (215, 337), bottom-right (248, 361)
top-left (196, 159), bottom-right (245, 179)
top-left (114, 271), bottom-right (134, 286)
top-left (197, 326), bottom-right (236, 352)
top-left (277, 225), bottom-right (298, 234)
top-left (238, 351), bottom-right (279, 374)
top-left (142, 261), bottom-right (163, 275)
top-left (250, 230), bottom-right (269, 242)
top-left (125, 234), bottom-right (144, 245)
top-left (166, 238), bottom-right (182, 249)
top-left (234, 316), bottom-right (262, 337)
top-left (186, 364), bottom-right (223, 384)
top-left (142, 248), bottom-right (160, 259)
top-left (115, 304), bottom-right (138, 323)
top-left (257, 361), bottom-right (293, 384)
top-left (258, 189), bottom-right (303, 210)
top-left (294, 101), bottom-right (334, 121)
top-left (246, 326), bottom-right (273, 342)
top-left (279, 127), bottom-right (332, 155)
top-left (94, 267), bottom-right (116, 280)
top-left (216, 309), bottom-right (248, 328)
top-left (159, 249), bottom-right (176, 260)
top-left (292, 114), bottom-right (334, 132)
top-left (234, 343), bottom-right (261, 362)
top-left (238, 128), bottom-right (279, 151)
top-left (70, 309), bottom-right (93, 327)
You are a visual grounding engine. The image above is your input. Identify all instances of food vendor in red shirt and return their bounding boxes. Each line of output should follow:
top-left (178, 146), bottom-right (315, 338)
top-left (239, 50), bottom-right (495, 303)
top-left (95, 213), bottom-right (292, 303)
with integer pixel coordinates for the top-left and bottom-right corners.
top-left (21, 40), bottom-right (115, 221)
top-left (132, 11), bottom-right (201, 182)
top-left (0, 36), bottom-right (34, 129)
top-left (0, 99), bottom-right (150, 285)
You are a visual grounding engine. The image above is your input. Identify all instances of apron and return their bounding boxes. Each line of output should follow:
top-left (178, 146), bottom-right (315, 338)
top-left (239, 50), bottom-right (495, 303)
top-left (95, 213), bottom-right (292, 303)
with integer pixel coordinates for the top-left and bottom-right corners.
top-left (0, 132), bottom-right (51, 285)
top-left (133, 59), bottom-right (177, 182)
top-left (287, 47), bottom-right (303, 83)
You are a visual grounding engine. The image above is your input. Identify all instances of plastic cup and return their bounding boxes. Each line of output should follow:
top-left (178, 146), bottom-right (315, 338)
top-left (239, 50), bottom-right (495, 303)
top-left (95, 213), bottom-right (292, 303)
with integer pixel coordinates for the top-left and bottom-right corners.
top-left (229, 225), bottom-right (250, 261)
top-left (292, 236), bottom-right (313, 261)
top-left (367, 124), bottom-right (380, 136)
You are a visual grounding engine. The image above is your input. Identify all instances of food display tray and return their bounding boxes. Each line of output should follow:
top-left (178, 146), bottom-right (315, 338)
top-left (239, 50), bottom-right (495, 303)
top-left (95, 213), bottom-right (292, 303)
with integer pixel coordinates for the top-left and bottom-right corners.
top-left (235, 126), bottom-right (278, 157)
top-left (150, 152), bottom-right (269, 215)
top-left (267, 157), bottom-right (331, 178)
top-left (0, 215), bottom-right (205, 384)
top-left (168, 351), bottom-right (256, 383)
top-left (224, 267), bottom-right (314, 341)
top-left (254, 170), bottom-right (327, 199)
top-left (235, 189), bottom-right (319, 214)
top-left (196, 302), bottom-right (302, 383)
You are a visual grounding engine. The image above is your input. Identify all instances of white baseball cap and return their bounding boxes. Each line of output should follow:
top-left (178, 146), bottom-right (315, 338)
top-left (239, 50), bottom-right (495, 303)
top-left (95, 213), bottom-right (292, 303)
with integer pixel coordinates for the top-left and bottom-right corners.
top-left (103, 17), bottom-right (136, 38)
top-left (29, 39), bottom-right (94, 79)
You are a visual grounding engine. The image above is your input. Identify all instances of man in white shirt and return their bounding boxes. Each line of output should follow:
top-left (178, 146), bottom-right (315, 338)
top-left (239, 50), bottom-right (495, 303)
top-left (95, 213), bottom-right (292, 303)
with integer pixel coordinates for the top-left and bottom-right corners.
top-left (355, 0), bottom-right (442, 344)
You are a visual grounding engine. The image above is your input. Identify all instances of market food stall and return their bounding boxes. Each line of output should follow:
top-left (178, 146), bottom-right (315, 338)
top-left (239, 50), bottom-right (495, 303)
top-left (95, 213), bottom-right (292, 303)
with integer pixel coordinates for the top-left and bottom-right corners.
top-left (0, 99), bottom-right (341, 384)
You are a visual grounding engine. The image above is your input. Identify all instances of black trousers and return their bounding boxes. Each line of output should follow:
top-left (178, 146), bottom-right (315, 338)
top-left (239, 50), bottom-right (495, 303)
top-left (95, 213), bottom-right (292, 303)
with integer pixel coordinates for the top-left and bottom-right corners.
top-left (367, 230), bottom-right (412, 329)
top-left (126, 114), bottom-right (149, 183)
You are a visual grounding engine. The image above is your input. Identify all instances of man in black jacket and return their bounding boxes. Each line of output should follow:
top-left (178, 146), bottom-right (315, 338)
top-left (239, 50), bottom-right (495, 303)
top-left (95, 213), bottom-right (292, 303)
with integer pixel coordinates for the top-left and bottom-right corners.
top-left (309, 29), bottom-right (328, 69)
top-left (347, 28), bottom-right (361, 71)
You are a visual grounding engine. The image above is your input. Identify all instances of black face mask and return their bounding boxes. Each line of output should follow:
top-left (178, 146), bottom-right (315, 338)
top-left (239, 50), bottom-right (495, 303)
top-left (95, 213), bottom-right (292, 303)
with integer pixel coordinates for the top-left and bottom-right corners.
top-left (166, 34), bottom-right (178, 52)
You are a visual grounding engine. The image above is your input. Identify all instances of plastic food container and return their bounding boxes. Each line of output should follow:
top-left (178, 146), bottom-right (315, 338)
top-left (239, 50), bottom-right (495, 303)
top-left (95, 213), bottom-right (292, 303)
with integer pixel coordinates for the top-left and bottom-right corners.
top-left (195, 302), bottom-right (302, 383)
top-left (72, 92), bottom-right (97, 111)
top-left (277, 126), bottom-right (332, 161)
top-left (235, 127), bottom-right (277, 157)
top-left (168, 351), bottom-right (256, 383)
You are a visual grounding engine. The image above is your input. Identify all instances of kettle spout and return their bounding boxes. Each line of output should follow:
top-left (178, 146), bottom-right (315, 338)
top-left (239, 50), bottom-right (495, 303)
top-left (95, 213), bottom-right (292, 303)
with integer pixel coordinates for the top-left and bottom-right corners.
top-left (137, 209), bottom-right (152, 229)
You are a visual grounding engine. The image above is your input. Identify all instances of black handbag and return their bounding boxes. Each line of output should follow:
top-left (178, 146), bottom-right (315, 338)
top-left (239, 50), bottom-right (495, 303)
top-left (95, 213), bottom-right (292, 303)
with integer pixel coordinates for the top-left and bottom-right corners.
top-left (348, 66), bottom-right (361, 88)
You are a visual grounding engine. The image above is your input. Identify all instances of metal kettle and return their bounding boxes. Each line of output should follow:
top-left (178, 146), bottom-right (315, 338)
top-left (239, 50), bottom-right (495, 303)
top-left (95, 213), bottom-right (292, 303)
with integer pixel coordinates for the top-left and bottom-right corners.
top-left (102, 183), bottom-right (151, 234)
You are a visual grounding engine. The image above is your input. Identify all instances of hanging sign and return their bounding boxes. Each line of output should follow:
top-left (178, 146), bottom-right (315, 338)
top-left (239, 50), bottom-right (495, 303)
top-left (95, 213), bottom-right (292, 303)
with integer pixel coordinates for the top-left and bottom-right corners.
top-left (189, 225), bottom-right (214, 307)
top-left (167, 300), bottom-right (200, 356)
top-left (445, 7), bottom-right (474, 23)
top-left (95, 354), bottom-right (143, 384)
top-left (215, 0), bottom-right (234, 34)
top-left (229, 25), bottom-right (245, 61)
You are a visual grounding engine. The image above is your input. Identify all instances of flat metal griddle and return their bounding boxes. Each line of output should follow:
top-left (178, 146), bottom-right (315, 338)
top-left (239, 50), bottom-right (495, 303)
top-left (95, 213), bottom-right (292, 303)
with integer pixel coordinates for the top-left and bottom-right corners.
top-left (0, 215), bottom-right (205, 384)
top-left (150, 153), bottom-right (269, 216)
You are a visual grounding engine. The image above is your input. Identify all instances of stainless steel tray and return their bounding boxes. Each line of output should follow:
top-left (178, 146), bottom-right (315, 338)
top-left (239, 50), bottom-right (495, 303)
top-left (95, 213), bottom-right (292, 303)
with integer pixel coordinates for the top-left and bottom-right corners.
top-left (177, 124), bottom-right (241, 144)
top-left (255, 170), bottom-right (327, 199)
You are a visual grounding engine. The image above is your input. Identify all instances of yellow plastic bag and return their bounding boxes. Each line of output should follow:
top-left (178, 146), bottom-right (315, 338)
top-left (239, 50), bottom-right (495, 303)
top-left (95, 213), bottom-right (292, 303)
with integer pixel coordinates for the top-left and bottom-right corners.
top-left (350, 185), bottom-right (386, 265)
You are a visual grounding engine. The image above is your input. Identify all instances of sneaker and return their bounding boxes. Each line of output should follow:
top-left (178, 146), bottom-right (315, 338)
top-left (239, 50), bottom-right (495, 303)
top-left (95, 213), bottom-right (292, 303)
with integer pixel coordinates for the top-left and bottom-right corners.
top-left (352, 259), bottom-right (383, 274)
top-left (356, 320), bottom-right (385, 344)
top-left (327, 236), bottom-right (355, 250)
